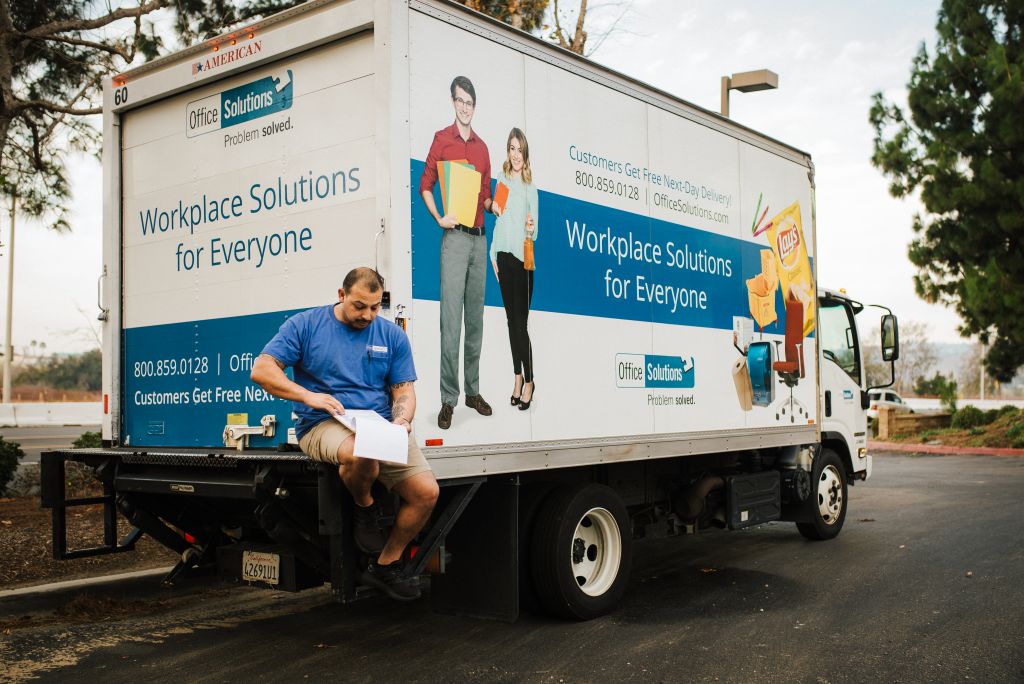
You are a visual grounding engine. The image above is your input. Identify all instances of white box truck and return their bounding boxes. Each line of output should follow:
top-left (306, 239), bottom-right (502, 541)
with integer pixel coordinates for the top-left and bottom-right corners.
top-left (41, 0), bottom-right (900, 620)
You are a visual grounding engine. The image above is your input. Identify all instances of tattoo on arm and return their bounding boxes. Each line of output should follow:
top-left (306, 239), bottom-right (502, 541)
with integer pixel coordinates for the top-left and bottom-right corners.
top-left (259, 353), bottom-right (286, 370)
top-left (392, 394), bottom-right (410, 421)
top-left (391, 381), bottom-right (412, 391)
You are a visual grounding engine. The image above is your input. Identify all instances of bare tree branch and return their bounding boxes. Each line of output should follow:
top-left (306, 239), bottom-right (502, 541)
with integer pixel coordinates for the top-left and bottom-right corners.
top-left (25, 0), bottom-right (170, 39)
top-left (14, 99), bottom-right (102, 116)
top-left (571, 0), bottom-right (587, 53)
top-left (31, 33), bottom-right (132, 61)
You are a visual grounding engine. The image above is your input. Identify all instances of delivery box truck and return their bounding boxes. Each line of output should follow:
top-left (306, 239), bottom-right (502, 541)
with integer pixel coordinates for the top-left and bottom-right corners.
top-left (41, 0), bottom-right (900, 620)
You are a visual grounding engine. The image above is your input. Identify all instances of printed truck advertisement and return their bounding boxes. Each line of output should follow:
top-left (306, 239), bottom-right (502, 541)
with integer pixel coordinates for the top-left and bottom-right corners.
top-left (121, 36), bottom-right (377, 446)
top-left (406, 12), bottom-right (817, 448)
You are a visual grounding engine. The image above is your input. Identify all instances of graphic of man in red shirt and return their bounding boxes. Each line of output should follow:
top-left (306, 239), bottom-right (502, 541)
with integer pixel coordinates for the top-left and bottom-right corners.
top-left (419, 76), bottom-right (494, 430)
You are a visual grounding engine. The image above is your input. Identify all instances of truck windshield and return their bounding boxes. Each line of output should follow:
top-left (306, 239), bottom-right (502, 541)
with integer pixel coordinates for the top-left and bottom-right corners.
top-left (818, 299), bottom-right (861, 385)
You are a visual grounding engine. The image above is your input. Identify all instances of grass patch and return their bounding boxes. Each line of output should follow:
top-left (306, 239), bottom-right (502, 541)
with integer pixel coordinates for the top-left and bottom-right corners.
top-left (887, 406), bottom-right (1023, 449)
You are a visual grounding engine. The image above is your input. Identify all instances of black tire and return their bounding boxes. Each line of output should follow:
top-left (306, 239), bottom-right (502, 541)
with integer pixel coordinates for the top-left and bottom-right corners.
top-left (530, 483), bottom-right (632, 620)
top-left (797, 448), bottom-right (848, 541)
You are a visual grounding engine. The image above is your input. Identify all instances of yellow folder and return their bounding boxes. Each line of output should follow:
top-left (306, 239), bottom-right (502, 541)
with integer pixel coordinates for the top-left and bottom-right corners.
top-left (446, 161), bottom-right (482, 227)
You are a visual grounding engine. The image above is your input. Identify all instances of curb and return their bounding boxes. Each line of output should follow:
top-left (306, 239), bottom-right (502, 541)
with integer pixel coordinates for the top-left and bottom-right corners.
top-left (0, 566), bottom-right (173, 600)
top-left (870, 441), bottom-right (1024, 457)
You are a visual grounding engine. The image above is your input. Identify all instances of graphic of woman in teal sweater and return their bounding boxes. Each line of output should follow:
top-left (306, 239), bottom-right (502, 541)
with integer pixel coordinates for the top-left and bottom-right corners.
top-left (490, 128), bottom-right (539, 410)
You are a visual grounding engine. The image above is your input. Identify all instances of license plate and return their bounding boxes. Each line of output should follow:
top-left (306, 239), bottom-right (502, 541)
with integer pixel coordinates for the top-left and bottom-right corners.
top-left (242, 550), bottom-right (280, 585)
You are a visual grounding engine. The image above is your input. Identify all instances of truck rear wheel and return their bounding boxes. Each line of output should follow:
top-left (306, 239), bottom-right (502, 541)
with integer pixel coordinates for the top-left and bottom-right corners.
top-left (797, 448), bottom-right (847, 540)
top-left (530, 483), bottom-right (632, 620)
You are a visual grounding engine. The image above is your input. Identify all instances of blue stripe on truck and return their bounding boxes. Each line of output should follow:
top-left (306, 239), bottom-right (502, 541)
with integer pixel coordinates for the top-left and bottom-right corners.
top-left (410, 159), bottom-right (803, 332)
top-left (122, 308), bottom-right (301, 447)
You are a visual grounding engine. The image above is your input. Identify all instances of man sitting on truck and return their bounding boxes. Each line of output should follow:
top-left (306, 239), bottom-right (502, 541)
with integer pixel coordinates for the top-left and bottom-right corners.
top-left (251, 267), bottom-right (439, 602)
top-left (419, 75), bottom-right (495, 430)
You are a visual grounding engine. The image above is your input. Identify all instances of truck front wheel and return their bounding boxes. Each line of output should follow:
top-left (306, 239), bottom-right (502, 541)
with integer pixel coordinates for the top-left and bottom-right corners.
top-left (530, 483), bottom-right (632, 620)
top-left (797, 448), bottom-right (848, 540)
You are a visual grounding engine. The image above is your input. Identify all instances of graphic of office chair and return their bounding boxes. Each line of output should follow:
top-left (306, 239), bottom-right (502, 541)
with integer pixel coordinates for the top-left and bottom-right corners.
top-left (773, 297), bottom-right (807, 422)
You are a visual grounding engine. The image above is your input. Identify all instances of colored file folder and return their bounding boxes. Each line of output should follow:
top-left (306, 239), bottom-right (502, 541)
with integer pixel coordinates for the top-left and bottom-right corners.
top-left (493, 181), bottom-right (509, 215)
top-left (437, 160), bottom-right (481, 226)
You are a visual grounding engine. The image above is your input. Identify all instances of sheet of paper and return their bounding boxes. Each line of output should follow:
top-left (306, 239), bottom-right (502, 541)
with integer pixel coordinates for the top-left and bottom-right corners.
top-left (333, 410), bottom-right (408, 464)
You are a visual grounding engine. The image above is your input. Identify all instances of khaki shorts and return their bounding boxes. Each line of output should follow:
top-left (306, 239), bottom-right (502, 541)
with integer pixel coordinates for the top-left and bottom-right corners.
top-left (298, 419), bottom-right (432, 491)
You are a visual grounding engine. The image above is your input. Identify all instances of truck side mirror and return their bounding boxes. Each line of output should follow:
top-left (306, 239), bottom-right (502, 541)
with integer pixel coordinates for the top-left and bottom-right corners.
top-left (881, 314), bottom-right (899, 362)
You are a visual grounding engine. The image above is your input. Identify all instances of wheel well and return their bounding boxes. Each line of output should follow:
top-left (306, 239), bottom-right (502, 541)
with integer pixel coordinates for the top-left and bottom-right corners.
top-left (821, 433), bottom-right (854, 481)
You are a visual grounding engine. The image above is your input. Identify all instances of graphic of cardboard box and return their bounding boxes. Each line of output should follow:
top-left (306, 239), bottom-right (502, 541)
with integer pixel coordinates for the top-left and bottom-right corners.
top-left (746, 274), bottom-right (777, 328)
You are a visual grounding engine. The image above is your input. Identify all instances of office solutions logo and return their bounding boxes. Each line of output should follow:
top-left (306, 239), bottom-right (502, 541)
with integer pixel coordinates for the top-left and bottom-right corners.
top-left (615, 353), bottom-right (695, 388)
top-left (186, 69), bottom-right (293, 138)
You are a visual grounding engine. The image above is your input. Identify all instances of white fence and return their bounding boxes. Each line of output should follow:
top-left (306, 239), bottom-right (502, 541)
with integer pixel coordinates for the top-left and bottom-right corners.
top-left (0, 403), bottom-right (102, 427)
top-left (905, 398), bottom-right (1024, 412)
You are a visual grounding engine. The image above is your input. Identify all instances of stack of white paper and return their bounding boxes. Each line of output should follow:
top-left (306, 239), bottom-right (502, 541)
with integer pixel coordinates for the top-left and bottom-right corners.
top-left (334, 410), bottom-right (408, 464)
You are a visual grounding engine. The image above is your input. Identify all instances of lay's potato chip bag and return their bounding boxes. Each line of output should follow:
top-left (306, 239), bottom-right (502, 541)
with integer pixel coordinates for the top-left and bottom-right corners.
top-left (767, 201), bottom-right (815, 336)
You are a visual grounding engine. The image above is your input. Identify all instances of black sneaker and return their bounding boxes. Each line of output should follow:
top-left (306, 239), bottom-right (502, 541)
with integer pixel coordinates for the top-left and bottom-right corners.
top-left (361, 560), bottom-right (422, 601)
top-left (352, 501), bottom-right (388, 554)
top-left (437, 402), bottom-right (454, 430)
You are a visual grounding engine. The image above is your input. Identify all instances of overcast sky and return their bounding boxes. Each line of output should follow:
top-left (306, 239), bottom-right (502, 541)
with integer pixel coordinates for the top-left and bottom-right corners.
top-left (2, 0), bottom-right (961, 356)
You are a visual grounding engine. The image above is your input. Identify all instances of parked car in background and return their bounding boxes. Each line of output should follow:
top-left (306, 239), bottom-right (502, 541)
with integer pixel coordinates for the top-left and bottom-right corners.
top-left (867, 389), bottom-right (913, 424)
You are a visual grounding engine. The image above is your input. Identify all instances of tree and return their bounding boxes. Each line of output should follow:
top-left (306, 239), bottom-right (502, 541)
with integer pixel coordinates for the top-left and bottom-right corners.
top-left (0, 0), bottom-right (303, 230)
top-left (890, 321), bottom-right (937, 395)
top-left (15, 347), bottom-right (101, 390)
top-left (459, 0), bottom-right (632, 57)
top-left (459, 0), bottom-right (548, 31)
top-left (958, 342), bottom-right (1000, 398)
top-left (860, 326), bottom-right (892, 389)
top-left (914, 370), bottom-right (957, 398)
top-left (869, 0), bottom-right (1024, 383)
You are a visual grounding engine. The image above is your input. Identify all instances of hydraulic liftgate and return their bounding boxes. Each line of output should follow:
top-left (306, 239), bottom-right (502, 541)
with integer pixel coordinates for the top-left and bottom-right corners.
top-left (39, 449), bottom-right (516, 618)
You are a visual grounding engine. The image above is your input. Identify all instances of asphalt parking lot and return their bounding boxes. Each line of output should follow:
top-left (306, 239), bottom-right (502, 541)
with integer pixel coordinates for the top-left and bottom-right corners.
top-left (2, 452), bottom-right (1022, 683)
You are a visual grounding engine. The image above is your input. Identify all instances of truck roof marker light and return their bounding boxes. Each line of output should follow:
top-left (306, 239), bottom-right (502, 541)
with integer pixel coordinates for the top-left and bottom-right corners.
top-left (247, 32), bottom-right (255, 39)
top-left (230, 38), bottom-right (237, 46)
top-left (808, 419), bottom-right (815, 424)
top-left (425, 438), bottom-right (443, 447)
top-left (212, 43), bottom-right (219, 52)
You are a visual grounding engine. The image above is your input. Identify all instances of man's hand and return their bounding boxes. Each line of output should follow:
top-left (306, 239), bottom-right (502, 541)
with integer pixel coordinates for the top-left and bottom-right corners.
top-left (437, 214), bottom-right (458, 229)
top-left (303, 392), bottom-right (345, 416)
top-left (393, 417), bottom-right (412, 434)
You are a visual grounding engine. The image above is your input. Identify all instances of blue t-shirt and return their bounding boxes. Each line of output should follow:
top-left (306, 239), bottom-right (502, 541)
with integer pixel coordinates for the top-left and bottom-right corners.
top-left (261, 305), bottom-right (416, 439)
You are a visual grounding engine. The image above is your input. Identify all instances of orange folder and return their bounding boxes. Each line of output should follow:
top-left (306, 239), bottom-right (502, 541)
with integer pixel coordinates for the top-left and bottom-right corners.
top-left (493, 181), bottom-right (509, 215)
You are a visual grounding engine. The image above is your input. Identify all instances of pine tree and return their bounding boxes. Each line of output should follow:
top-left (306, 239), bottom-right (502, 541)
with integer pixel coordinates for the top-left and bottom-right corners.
top-left (869, 0), bottom-right (1024, 382)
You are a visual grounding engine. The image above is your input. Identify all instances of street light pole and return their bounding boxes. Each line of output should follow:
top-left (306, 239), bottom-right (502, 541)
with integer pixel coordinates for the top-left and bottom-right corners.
top-left (721, 69), bottom-right (779, 118)
top-left (2, 193), bottom-right (15, 404)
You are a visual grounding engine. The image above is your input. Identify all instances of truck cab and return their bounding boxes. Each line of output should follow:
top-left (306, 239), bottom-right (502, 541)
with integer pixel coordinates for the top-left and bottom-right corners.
top-left (817, 288), bottom-right (898, 482)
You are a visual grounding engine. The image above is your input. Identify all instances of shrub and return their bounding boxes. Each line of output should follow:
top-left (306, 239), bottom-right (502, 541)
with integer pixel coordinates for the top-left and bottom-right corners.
top-left (996, 405), bottom-right (1019, 419)
top-left (1008, 424), bottom-right (1024, 449)
top-left (73, 431), bottom-right (102, 448)
top-left (938, 378), bottom-right (958, 413)
top-left (951, 405), bottom-right (986, 430)
top-left (0, 434), bottom-right (25, 495)
top-left (6, 463), bottom-right (40, 497)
